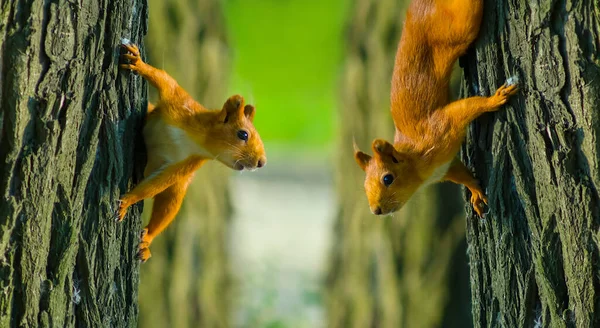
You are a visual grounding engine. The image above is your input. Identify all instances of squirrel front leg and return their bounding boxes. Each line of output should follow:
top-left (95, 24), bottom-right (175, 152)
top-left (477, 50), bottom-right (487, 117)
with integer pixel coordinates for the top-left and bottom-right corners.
top-left (441, 82), bottom-right (519, 130)
top-left (442, 159), bottom-right (487, 217)
top-left (120, 42), bottom-right (183, 101)
top-left (137, 178), bottom-right (192, 262)
top-left (117, 156), bottom-right (205, 221)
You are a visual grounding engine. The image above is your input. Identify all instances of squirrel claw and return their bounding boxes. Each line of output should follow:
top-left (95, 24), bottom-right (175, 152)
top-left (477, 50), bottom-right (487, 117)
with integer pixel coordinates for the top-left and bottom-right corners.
top-left (492, 83), bottom-right (519, 106)
top-left (115, 198), bottom-right (128, 222)
top-left (470, 192), bottom-right (488, 218)
top-left (468, 184), bottom-right (488, 218)
top-left (140, 228), bottom-right (148, 241)
top-left (122, 54), bottom-right (139, 62)
top-left (120, 43), bottom-right (142, 72)
top-left (137, 245), bottom-right (151, 263)
top-left (119, 64), bottom-right (131, 70)
top-left (499, 84), bottom-right (518, 96)
top-left (137, 229), bottom-right (152, 262)
top-left (120, 43), bottom-right (140, 57)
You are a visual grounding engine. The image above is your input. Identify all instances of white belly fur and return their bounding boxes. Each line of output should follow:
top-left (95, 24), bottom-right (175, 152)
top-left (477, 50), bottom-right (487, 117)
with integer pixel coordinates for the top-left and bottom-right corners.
top-left (143, 118), bottom-right (211, 175)
top-left (423, 160), bottom-right (452, 186)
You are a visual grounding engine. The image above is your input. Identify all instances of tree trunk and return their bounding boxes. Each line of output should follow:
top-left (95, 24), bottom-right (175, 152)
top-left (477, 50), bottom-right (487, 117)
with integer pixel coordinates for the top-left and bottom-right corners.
top-left (461, 0), bottom-right (600, 327)
top-left (326, 0), bottom-right (472, 327)
top-left (138, 1), bottom-right (231, 327)
top-left (0, 0), bottom-right (147, 327)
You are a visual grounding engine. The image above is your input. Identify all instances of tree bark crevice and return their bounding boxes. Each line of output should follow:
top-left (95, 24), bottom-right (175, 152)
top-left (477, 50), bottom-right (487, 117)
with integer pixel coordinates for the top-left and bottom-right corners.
top-left (1, 0), bottom-right (148, 327)
top-left (463, 1), bottom-right (600, 327)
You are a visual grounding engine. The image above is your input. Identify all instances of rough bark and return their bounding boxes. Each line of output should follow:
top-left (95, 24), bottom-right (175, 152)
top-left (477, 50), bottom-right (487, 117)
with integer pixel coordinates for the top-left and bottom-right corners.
top-left (326, 0), bottom-right (472, 327)
top-left (138, 1), bottom-right (231, 327)
top-left (461, 0), bottom-right (600, 327)
top-left (0, 0), bottom-right (147, 327)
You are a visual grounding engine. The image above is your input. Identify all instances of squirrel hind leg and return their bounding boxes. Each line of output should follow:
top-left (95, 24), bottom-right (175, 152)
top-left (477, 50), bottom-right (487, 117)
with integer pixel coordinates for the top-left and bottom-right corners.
top-left (141, 179), bottom-right (190, 254)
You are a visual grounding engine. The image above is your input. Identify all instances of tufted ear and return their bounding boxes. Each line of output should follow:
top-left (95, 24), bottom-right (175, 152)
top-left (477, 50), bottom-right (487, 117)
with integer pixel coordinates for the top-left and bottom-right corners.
top-left (353, 140), bottom-right (372, 171)
top-left (355, 151), bottom-right (372, 171)
top-left (244, 104), bottom-right (255, 122)
top-left (372, 139), bottom-right (403, 164)
top-left (219, 94), bottom-right (244, 123)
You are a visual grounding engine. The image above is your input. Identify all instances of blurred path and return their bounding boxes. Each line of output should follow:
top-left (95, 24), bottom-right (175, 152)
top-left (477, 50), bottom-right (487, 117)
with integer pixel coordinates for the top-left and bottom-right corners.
top-left (229, 153), bottom-right (334, 327)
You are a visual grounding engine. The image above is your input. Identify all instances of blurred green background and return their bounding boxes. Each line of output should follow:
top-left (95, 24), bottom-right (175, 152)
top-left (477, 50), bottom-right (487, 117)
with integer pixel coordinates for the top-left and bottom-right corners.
top-left (224, 0), bottom-right (348, 149)
top-left (139, 0), bottom-right (472, 327)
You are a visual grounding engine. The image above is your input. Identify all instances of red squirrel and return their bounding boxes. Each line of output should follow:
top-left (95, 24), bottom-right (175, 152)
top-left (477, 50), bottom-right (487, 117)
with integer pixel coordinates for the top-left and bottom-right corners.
top-left (118, 41), bottom-right (266, 262)
top-left (354, 0), bottom-right (518, 216)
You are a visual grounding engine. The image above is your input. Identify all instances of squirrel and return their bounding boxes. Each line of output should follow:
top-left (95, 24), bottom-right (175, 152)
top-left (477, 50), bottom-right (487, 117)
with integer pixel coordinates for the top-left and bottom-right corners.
top-left (353, 0), bottom-right (518, 216)
top-left (118, 41), bottom-right (267, 262)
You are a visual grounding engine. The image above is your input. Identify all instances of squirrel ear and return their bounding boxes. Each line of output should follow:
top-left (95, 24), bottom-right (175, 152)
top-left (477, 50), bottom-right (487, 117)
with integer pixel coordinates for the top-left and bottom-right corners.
top-left (372, 139), bottom-right (402, 163)
top-left (244, 104), bottom-right (255, 122)
top-left (220, 95), bottom-right (244, 123)
top-left (354, 150), bottom-right (372, 171)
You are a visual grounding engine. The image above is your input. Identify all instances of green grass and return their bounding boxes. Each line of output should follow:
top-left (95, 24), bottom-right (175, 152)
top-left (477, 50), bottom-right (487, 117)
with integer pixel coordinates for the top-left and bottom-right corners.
top-left (224, 0), bottom-right (350, 149)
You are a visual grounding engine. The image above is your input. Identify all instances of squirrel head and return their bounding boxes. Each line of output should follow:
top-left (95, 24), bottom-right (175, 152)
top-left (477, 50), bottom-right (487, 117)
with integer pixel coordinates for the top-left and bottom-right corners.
top-left (354, 139), bottom-right (422, 215)
top-left (204, 95), bottom-right (266, 171)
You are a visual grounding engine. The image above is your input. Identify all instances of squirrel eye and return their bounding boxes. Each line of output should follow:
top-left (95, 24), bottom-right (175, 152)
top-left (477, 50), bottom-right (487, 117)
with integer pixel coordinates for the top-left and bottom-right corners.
top-left (382, 174), bottom-right (394, 187)
top-left (237, 130), bottom-right (249, 141)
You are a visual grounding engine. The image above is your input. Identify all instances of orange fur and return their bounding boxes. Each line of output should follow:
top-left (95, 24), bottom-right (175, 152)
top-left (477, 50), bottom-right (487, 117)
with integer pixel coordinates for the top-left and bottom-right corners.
top-left (147, 102), bottom-right (156, 114)
top-left (118, 42), bottom-right (267, 261)
top-left (354, 0), bottom-right (518, 216)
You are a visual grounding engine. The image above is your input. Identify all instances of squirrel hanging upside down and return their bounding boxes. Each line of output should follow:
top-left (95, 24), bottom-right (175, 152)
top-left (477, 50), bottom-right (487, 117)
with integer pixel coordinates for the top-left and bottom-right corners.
top-left (354, 0), bottom-right (518, 216)
top-left (118, 40), bottom-right (267, 262)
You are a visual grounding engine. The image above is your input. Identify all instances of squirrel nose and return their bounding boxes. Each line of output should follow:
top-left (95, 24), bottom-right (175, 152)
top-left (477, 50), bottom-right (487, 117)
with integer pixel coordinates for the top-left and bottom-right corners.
top-left (372, 207), bottom-right (382, 215)
top-left (257, 157), bottom-right (266, 168)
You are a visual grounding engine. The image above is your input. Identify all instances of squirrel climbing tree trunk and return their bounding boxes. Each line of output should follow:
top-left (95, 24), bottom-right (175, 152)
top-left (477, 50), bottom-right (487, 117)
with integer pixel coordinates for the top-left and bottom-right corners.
top-left (0, 0), bottom-right (147, 327)
top-left (138, 1), bottom-right (231, 327)
top-left (461, 1), bottom-right (600, 327)
top-left (327, 0), bottom-right (472, 327)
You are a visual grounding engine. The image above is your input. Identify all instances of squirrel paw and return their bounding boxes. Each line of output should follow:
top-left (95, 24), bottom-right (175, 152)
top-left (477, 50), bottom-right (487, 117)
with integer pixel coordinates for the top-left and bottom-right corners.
top-left (140, 227), bottom-right (148, 241)
top-left (491, 83), bottom-right (519, 106)
top-left (120, 43), bottom-right (142, 72)
top-left (137, 246), bottom-right (152, 263)
top-left (470, 189), bottom-right (488, 218)
top-left (137, 229), bottom-right (152, 263)
top-left (115, 197), bottom-right (132, 222)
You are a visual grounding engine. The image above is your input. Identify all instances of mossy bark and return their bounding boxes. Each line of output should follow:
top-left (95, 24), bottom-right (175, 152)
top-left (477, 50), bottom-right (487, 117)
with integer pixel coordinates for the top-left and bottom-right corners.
top-left (0, 0), bottom-right (147, 327)
top-left (327, 0), bottom-right (472, 327)
top-left (461, 0), bottom-right (600, 327)
top-left (138, 1), bottom-right (231, 327)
